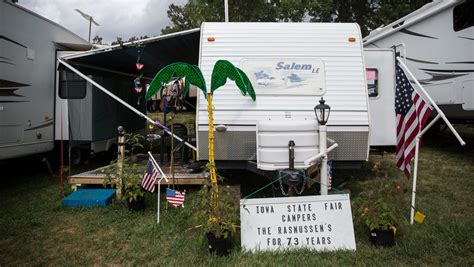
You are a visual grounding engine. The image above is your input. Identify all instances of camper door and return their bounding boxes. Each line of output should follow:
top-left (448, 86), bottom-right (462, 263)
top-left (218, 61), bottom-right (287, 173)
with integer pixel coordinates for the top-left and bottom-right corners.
top-left (364, 48), bottom-right (396, 147)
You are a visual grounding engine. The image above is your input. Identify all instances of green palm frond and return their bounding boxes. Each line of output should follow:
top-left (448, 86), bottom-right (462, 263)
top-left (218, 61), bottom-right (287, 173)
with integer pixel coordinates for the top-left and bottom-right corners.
top-left (236, 68), bottom-right (255, 101)
top-left (210, 60), bottom-right (256, 101)
top-left (145, 62), bottom-right (207, 101)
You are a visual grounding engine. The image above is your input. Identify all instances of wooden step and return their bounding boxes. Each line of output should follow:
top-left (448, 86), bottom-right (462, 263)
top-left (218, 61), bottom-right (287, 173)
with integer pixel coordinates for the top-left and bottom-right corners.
top-left (68, 164), bottom-right (207, 187)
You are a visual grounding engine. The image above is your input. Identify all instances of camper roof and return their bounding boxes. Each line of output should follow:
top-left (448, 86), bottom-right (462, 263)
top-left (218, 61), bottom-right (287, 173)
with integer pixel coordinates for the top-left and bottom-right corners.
top-left (6, 1), bottom-right (88, 44)
top-left (59, 28), bottom-right (200, 79)
top-left (364, 0), bottom-right (463, 44)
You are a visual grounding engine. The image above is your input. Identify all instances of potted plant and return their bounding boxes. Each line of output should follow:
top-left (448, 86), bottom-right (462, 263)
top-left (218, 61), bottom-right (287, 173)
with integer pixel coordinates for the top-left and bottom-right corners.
top-left (354, 174), bottom-right (408, 247)
top-left (193, 183), bottom-right (239, 256)
top-left (359, 199), bottom-right (398, 247)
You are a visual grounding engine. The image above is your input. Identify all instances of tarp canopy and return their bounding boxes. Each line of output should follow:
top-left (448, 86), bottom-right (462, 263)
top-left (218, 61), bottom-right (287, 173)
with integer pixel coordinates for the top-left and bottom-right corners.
top-left (60, 28), bottom-right (201, 79)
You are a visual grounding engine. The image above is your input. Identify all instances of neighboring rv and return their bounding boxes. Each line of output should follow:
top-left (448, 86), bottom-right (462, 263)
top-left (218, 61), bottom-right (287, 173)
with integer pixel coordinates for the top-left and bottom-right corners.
top-left (364, 0), bottom-right (474, 122)
top-left (0, 1), bottom-right (145, 161)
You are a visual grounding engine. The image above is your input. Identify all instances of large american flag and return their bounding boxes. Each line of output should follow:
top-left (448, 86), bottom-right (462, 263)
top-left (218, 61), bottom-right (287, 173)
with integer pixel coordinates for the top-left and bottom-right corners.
top-left (141, 158), bottom-right (159, 192)
top-left (166, 188), bottom-right (185, 207)
top-left (395, 63), bottom-right (432, 178)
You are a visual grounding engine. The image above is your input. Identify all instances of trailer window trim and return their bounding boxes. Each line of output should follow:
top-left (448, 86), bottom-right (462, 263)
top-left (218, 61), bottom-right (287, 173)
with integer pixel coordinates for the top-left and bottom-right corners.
top-left (366, 68), bottom-right (379, 98)
top-left (453, 0), bottom-right (474, 32)
top-left (58, 69), bottom-right (87, 99)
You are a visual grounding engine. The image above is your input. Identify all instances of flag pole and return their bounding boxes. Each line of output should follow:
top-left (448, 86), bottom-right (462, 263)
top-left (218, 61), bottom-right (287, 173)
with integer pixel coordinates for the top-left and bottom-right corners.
top-left (410, 137), bottom-right (420, 225)
top-left (396, 57), bottom-right (466, 146)
top-left (157, 178), bottom-right (162, 224)
top-left (410, 114), bottom-right (441, 224)
top-left (148, 152), bottom-right (168, 224)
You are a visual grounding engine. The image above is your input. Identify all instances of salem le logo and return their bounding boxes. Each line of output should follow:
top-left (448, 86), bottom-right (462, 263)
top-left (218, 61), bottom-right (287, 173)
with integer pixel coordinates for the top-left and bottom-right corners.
top-left (275, 61), bottom-right (320, 73)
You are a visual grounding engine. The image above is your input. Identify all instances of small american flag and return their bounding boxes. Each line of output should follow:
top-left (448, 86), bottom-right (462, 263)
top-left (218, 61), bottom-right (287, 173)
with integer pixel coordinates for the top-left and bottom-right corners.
top-left (141, 158), bottom-right (158, 192)
top-left (166, 188), bottom-right (185, 207)
top-left (395, 63), bottom-right (432, 177)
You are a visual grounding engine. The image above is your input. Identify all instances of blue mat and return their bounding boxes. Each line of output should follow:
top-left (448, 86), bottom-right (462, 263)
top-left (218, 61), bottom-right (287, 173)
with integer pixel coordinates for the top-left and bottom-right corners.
top-left (63, 189), bottom-right (116, 207)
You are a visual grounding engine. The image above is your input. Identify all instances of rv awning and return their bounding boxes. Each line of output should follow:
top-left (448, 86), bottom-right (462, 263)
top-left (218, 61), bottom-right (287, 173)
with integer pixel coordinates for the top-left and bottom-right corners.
top-left (59, 28), bottom-right (201, 79)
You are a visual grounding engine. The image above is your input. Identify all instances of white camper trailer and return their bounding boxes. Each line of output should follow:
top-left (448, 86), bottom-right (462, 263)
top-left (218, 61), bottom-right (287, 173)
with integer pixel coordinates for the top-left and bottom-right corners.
top-left (0, 1), bottom-right (145, 161)
top-left (197, 23), bottom-right (370, 169)
top-left (364, 0), bottom-right (474, 122)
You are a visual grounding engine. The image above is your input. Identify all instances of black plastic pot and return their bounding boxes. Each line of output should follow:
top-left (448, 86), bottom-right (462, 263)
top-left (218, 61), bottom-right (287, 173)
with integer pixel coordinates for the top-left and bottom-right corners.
top-left (370, 227), bottom-right (395, 247)
top-left (126, 196), bottom-right (145, 212)
top-left (207, 232), bottom-right (232, 256)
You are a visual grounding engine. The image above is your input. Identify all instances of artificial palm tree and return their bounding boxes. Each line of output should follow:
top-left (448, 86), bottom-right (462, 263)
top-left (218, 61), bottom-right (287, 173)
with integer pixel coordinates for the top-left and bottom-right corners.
top-left (145, 60), bottom-right (255, 209)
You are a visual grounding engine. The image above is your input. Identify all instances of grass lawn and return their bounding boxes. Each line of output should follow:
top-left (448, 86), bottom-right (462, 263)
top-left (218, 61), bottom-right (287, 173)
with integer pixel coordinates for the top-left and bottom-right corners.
top-left (0, 124), bottom-right (473, 266)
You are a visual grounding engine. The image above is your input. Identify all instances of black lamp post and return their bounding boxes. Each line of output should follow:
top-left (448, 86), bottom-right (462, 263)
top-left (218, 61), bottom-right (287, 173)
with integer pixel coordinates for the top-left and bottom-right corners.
top-left (314, 97), bottom-right (331, 125)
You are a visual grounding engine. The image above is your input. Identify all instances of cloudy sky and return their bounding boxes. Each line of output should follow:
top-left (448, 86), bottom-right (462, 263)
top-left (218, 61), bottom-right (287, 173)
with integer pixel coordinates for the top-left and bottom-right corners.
top-left (18, 0), bottom-right (188, 43)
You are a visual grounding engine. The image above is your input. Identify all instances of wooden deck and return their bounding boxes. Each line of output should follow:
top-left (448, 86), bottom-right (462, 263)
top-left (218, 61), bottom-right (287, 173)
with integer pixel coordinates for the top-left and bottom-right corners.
top-left (68, 162), bottom-right (208, 187)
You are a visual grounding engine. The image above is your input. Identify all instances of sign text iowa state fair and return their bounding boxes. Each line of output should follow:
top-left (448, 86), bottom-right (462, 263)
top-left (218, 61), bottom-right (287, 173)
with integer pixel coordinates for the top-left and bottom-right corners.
top-left (240, 194), bottom-right (356, 251)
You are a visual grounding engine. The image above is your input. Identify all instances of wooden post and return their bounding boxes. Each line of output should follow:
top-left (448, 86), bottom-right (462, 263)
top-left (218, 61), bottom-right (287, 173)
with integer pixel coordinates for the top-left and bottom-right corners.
top-left (116, 126), bottom-right (126, 200)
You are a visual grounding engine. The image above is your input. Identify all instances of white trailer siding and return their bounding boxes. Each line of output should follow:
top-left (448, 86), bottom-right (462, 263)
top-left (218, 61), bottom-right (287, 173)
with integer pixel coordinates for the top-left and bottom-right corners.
top-left (197, 23), bottom-right (369, 162)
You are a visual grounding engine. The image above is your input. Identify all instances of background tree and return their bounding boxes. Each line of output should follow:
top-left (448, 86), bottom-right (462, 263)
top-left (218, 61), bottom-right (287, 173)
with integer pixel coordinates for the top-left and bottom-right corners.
top-left (162, 0), bottom-right (431, 36)
top-left (111, 35), bottom-right (150, 45)
top-left (308, 0), bottom-right (431, 36)
top-left (162, 0), bottom-right (310, 34)
top-left (91, 35), bottom-right (104, 45)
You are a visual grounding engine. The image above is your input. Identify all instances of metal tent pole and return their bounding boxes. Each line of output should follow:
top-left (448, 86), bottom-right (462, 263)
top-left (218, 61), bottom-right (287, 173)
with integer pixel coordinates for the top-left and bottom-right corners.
top-left (224, 0), bottom-right (229, 22)
top-left (88, 18), bottom-right (92, 43)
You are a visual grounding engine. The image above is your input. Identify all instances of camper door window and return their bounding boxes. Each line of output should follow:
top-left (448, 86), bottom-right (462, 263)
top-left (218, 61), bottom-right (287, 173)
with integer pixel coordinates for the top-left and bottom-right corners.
top-left (366, 68), bottom-right (378, 98)
top-left (59, 69), bottom-right (87, 99)
top-left (453, 0), bottom-right (474, 32)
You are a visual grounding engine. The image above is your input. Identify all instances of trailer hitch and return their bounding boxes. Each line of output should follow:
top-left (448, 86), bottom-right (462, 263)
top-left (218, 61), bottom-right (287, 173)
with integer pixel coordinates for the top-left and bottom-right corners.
top-left (279, 140), bottom-right (306, 196)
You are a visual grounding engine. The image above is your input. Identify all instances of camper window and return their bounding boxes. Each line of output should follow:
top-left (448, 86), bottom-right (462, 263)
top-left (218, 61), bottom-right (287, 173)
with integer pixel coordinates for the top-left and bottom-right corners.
top-left (453, 0), bottom-right (474, 32)
top-left (366, 68), bottom-right (378, 98)
top-left (59, 70), bottom-right (86, 99)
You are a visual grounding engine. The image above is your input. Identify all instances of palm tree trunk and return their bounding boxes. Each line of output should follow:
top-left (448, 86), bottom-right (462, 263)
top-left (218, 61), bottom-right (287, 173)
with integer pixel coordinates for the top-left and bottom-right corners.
top-left (207, 93), bottom-right (219, 209)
